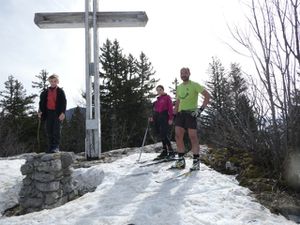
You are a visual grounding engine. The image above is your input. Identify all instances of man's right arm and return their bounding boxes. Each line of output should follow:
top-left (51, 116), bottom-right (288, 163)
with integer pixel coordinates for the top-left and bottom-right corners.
top-left (191, 89), bottom-right (211, 118)
top-left (200, 89), bottom-right (210, 108)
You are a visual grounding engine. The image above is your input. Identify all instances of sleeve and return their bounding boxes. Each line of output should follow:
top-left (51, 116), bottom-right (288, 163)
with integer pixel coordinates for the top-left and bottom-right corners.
top-left (39, 90), bottom-right (45, 113)
top-left (167, 95), bottom-right (173, 120)
top-left (59, 89), bottom-right (67, 114)
top-left (196, 82), bottom-right (205, 94)
top-left (38, 93), bottom-right (42, 112)
top-left (151, 100), bottom-right (157, 117)
top-left (62, 90), bottom-right (67, 113)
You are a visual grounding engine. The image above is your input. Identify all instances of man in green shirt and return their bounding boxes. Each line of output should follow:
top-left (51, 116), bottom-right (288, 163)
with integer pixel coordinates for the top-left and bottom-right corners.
top-left (172, 67), bottom-right (210, 170)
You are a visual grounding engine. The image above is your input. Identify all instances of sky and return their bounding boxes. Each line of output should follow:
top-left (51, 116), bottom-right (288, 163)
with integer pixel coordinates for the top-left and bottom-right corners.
top-left (0, 0), bottom-right (250, 109)
top-left (0, 144), bottom-right (297, 225)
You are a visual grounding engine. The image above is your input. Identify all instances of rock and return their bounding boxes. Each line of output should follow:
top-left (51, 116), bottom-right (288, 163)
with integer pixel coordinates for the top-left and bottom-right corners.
top-left (61, 152), bottom-right (74, 168)
top-left (36, 159), bottom-right (62, 172)
top-left (35, 181), bottom-right (60, 192)
top-left (18, 152), bottom-right (78, 214)
top-left (20, 163), bottom-right (34, 175)
top-left (283, 151), bottom-right (300, 190)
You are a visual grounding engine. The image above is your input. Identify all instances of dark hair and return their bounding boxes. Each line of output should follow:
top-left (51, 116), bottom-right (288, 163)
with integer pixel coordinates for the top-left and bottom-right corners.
top-left (156, 85), bottom-right (164, 90)
top-left (180, 67), bottom-right (190, 75)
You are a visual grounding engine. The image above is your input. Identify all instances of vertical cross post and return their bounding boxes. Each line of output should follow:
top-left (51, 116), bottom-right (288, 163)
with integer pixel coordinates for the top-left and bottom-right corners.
top-left (85, 0), bottom-right (101, 159)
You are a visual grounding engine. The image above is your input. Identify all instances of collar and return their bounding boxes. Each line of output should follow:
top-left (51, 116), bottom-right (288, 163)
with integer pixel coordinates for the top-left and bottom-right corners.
top-left (49, 86), bottom-right (58, 90)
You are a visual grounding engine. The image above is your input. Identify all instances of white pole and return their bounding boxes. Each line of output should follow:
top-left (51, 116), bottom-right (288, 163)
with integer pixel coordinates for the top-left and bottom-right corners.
top-left (93, 0), bottom-right (101, 157)
top-left (85, 0), bottom-right (93, 158)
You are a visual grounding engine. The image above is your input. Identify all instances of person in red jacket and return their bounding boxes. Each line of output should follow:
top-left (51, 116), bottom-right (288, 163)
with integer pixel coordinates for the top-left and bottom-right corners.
top-left (38, 74), bottom-right (67, 153)
top-left (149, 85), bottom-right (175, 160)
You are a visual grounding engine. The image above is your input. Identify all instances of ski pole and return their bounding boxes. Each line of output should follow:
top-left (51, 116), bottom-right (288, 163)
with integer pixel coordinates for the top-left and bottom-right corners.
top-left (137, 120), bottom-right (150, 162)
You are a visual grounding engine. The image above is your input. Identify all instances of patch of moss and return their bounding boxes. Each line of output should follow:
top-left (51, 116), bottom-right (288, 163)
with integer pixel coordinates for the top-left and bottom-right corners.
top-left (241, 164), bottom-right (265, 179)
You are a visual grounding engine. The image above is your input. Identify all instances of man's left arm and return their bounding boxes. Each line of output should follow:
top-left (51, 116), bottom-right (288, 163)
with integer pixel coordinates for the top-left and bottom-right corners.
top-left (59, 89), bottom-right (67, 121)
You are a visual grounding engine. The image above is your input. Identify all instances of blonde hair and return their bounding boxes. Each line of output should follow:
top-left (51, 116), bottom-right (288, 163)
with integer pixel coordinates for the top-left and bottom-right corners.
top-left (48, 74), bottom-right (59, 81)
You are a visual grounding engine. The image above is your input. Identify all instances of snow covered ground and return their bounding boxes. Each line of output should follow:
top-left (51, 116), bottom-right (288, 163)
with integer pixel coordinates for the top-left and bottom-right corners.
top-left (0, 148), bottom-right (297, 225)
top-left (0, 158), bottom-right (25, 215)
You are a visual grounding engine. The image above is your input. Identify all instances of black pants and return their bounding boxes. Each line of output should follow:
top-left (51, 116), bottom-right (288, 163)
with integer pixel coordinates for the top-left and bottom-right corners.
top-left (45, 110), bottom-right (61, 152)
top-left (154, 111), bottom-right (172, 150)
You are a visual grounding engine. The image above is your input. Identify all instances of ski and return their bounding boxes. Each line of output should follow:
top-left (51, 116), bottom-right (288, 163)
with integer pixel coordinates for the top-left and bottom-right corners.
top-left (136, 159), bottom-right (152, 164)
top-left (139, 158), bottom-right (176, 167)
top-left (155, 169), bottom-right (194, 183)
top-left (129, 169), bottom-right (160, 177)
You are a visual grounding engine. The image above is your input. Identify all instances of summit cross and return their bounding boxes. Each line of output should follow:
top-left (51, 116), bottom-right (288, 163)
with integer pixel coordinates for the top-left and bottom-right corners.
top-left (34, 0), bottom-right (148, 159)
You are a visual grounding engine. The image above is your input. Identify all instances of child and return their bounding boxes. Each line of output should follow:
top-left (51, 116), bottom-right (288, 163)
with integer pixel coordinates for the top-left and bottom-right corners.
top-left (38, 74), bottom-right (67, 153)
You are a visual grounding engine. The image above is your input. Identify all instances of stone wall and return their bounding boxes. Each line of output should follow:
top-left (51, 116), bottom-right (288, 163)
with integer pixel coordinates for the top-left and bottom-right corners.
top-left (19, 152), bottom-right (77, 214)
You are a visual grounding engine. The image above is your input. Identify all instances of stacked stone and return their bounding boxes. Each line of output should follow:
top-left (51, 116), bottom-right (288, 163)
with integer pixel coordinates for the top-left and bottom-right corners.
top-left (19, 152), bottom-right (77, 214)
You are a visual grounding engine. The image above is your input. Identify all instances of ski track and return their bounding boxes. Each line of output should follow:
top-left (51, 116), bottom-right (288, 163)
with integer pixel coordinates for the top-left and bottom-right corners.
top-left (0, 152), bottom-right (297, 225)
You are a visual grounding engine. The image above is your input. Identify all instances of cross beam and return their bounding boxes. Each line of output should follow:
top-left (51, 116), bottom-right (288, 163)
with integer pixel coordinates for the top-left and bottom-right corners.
top-left (34, 0), bottom-right (148, 159)
top-left (34, 11), bottom-right (148, 28)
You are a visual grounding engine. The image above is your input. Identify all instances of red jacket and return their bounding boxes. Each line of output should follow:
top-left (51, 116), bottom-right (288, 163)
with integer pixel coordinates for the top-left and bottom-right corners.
top-left (154, 94), bottom-right (173, 120)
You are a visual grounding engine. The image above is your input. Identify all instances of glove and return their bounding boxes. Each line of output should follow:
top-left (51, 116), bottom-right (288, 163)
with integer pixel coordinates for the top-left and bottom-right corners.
top-left (191, 106), bottom-right (205, 118)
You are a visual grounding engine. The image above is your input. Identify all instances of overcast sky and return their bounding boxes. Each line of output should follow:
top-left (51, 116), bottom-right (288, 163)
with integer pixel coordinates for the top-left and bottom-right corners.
top-left (0, 0), bottom-right (250, 109)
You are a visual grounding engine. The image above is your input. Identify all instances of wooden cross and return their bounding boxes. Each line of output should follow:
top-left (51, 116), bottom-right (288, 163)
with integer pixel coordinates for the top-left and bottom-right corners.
top-left (34, 0), bottom-right (148, 159)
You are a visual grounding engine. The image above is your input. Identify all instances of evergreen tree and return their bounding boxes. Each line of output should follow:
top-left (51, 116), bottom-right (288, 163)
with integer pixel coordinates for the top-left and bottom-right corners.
top-left (0, 75), bottom-right (37, 156)
top-left (203, 59), bottom-right (258, 153)
top-left (99, 39), bottom-right (126, 149)
top-left (170, 78), bottom-right (179, 99)
top-left (228, 63), bottom-right (258, 150)
top-left (32, 69), bottom-right (49, 152)
top-left (0, 75), bottom-right (36, 118)
top-left (32, 69), bottom-right (49, 93)
top-left (61, 107), bottom-right (85, 153)
top-left (203, 57), bottom-right (231, 146)
top-left (99, 39), bottom-right (158, 151)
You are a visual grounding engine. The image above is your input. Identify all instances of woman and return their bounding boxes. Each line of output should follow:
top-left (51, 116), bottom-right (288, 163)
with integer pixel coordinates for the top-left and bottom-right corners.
top-left (150, 85), bottom-right (175, 160)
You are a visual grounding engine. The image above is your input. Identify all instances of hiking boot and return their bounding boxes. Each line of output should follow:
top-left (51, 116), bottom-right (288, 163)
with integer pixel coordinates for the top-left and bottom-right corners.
top-left (190, 158), bottom-right (200, 171)
top-left (170, 157), bottom-right (185, 169)
top-left (54, 148), bottom-right (60, 153)
top-left (51, 147), bottom-right (60, 153)
top-left (153, 149), bottom-right (168, 160)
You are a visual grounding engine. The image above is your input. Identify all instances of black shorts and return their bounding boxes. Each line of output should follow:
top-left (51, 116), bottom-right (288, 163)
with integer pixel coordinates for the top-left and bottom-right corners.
top-left (175, 111), bottom-right (197, 129)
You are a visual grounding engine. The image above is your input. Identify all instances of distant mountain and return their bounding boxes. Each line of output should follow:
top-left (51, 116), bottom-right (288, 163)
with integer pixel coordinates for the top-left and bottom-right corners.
top-left (65, 107), bottom-right (86, 121)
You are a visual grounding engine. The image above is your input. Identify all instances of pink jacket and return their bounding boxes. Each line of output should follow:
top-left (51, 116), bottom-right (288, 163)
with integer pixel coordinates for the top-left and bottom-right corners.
top-left (154, 94), bottom-right (173, 120)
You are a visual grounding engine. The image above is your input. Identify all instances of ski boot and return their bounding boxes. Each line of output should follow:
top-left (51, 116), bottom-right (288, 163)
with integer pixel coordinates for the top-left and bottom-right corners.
top-left (170, 157), bottom-right (185, 169)
top-left (190, 158), bottom-right (200, 171)
top-left (166, 150), bottom-right (176, 160)
top-left (153, 149), bottom-right (168, 161)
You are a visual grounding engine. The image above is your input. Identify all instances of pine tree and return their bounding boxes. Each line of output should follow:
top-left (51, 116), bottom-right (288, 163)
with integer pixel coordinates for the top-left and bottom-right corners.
top-left (61, 107), bottom-right (85, 153)
top-left (0, 75), bottom-right (37, 156)
top-left (32, 69), bottom-right (49, 152)
top-left (100, 39), bottom-right (127, 149)
top-left (203, 59), bottom-right (258, 152)
top-left (0, 75), bottom-right (36, 118)
top-left (99, 39), bottom-right (158, 150)
top-left (32, 69), bottom-right (49, 93)
top-left (203, 57), bottom-right (231, 146)
top-left (228, 63), bottom-right (258, 150)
